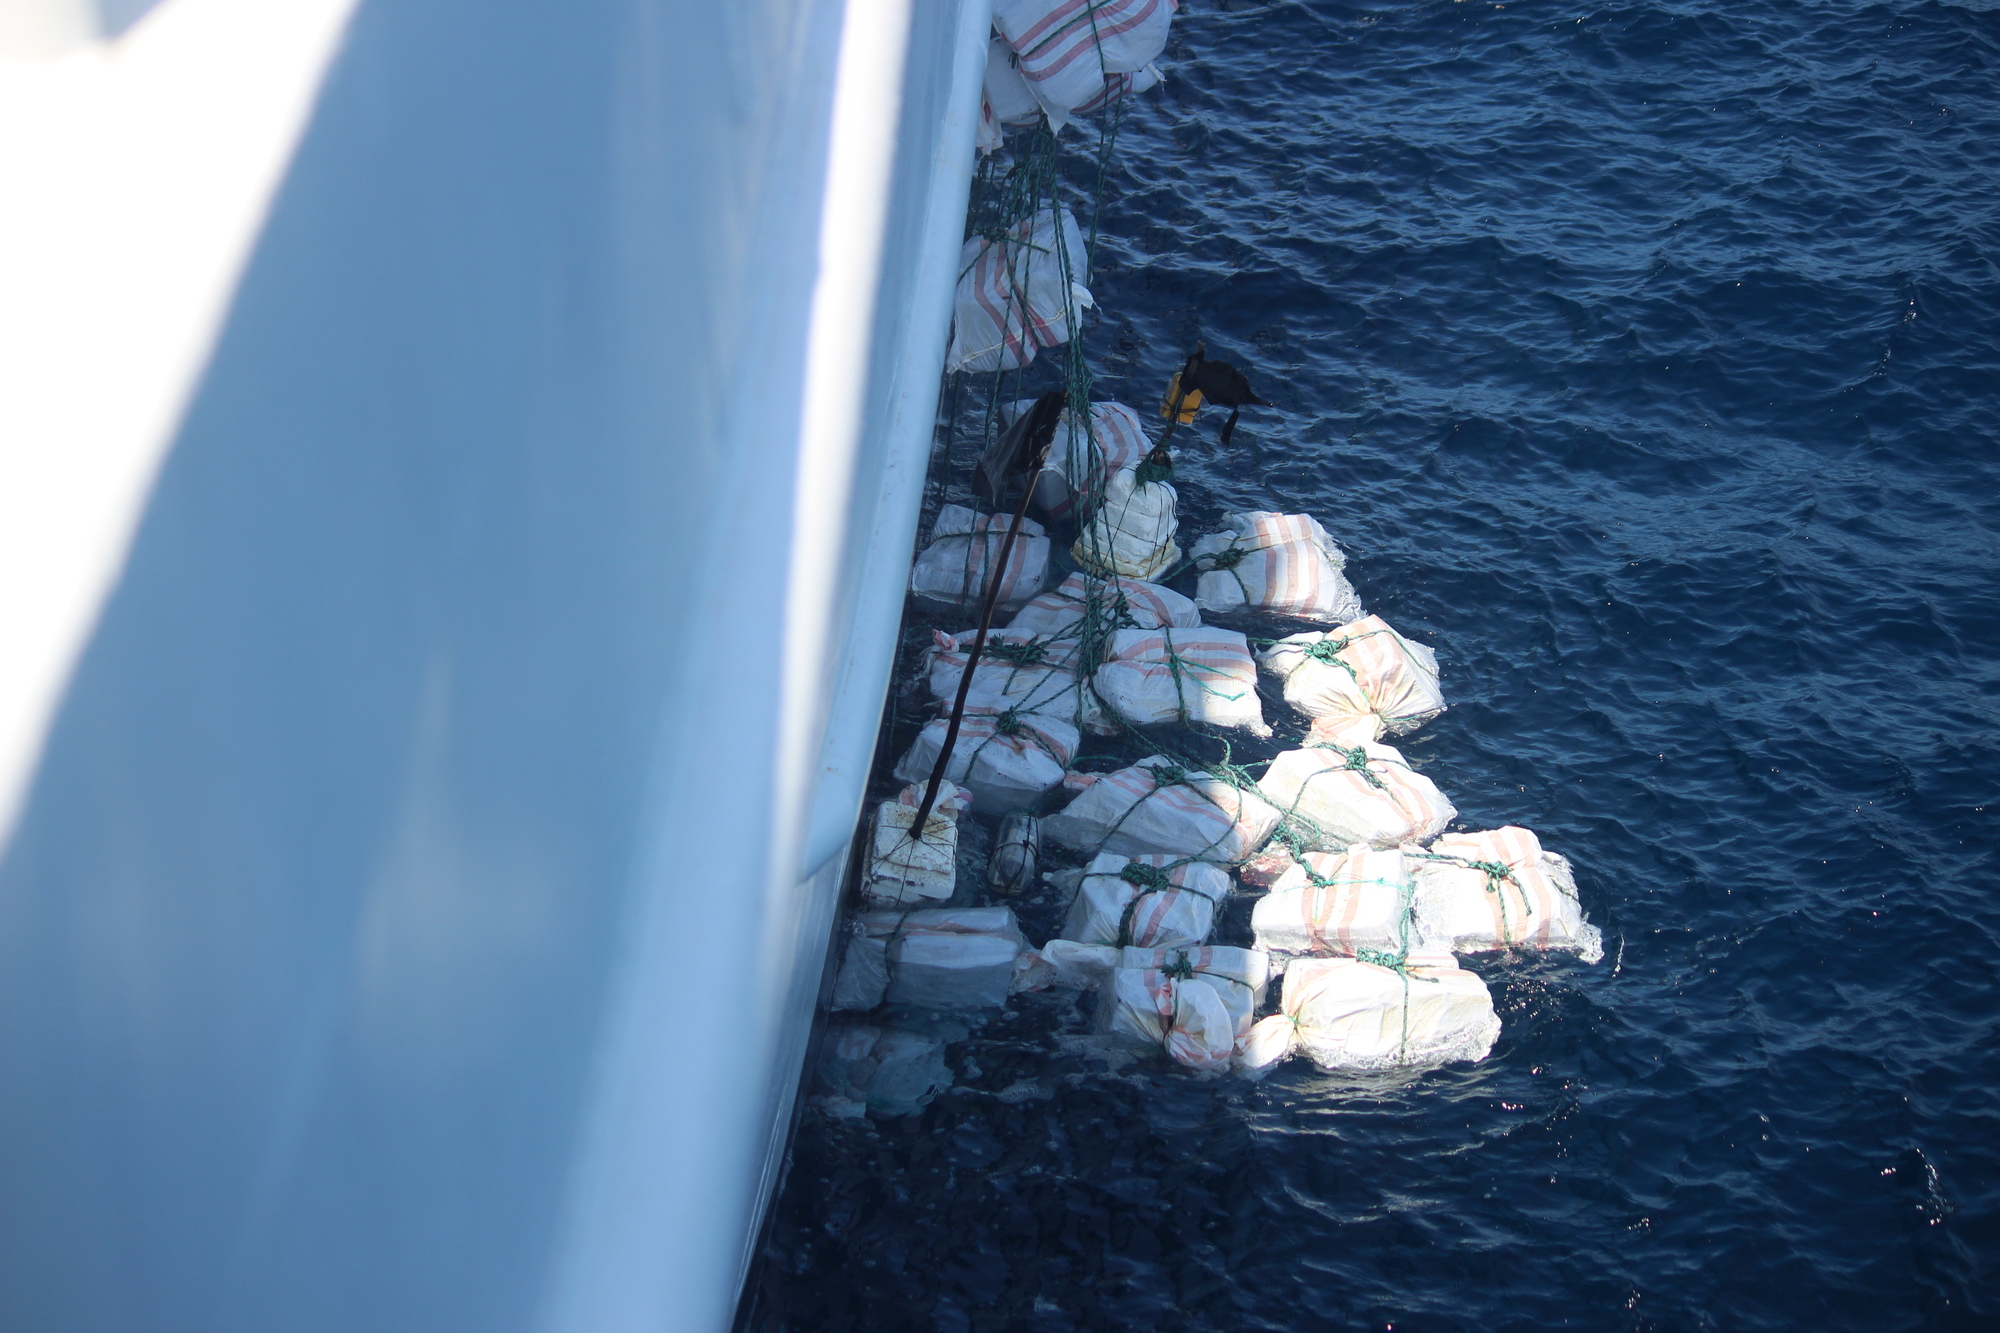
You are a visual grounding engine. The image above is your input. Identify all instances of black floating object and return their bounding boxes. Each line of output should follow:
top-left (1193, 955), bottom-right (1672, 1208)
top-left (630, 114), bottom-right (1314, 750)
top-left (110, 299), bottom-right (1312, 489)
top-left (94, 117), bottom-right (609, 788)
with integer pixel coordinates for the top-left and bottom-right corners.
top-left (1180, 342), bottom-right (1273, 449)
top-left (974, 389), bottom-right (1068, 508)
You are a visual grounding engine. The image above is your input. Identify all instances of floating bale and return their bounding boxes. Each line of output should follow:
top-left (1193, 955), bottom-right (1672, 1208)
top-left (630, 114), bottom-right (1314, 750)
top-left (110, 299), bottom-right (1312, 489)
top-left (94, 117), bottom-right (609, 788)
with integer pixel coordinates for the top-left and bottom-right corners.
top-left (1119, 945), bottom-right (1270, 1046)
top-left (1073, 467), bottom-right (1179, 581)
top-left (1410, 826), bottom-right (1603, 961)
top-left (988, 813), bottom-right (1041, 895)
top-left (863, 782), bottom-right (971, 906)
top-left (910, 504), bottom-right (1050, 607)
top-left (945, 207), bottom-right (1092, 374)
top-left (1188, 511), bottom-right (1363, 623)
top-left (1008, 570), bottom-right (1200, 637)
top-left (1257, 615), bottom-right (1444, 746)
top-left (830, 907), bottom-right (1027, 1012)
top-left (1238, 953), bottom-right (1500, 1075)
top-left (1043, 755), bottom-right (1282, 864)
top-left (999, 399), bottom-right (1151, 521)
top-left (1062, 852), bottom-right (1230, 950)
top-left (1094, 625), bottom-right (1270, 736)
top-left (893, 706), bottom-right (1078, 816)
top-left (1257, 742), bottom-right (1455, 849)
top-left (1102, 967), bottom-right (1236, 1072)
top-left (991, 0), bottom-right (1174, 129)
top-left (816, 1023), bottom-right (953, 1118)
top-left (923, 627), bottom-right (1091, 724)
top-left (1251, 845), bottom-right (1415, 963)
top-left (975, 36), bottom-right (1042, 153)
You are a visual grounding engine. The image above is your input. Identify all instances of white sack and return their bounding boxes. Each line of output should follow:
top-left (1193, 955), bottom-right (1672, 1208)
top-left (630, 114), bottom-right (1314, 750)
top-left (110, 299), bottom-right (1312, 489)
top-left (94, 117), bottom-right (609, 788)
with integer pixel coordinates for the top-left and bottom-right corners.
top-left (1190, 511), bottom-right (1363, 623)
top-left (945, 207), bottom-right (1092, 374)
top-left (1004, 398), bottom-right (1151, 520)
top-left (1009, 570), bottom-right (1200, 637)
top-left (1062, 852), bottom-right (1229, 949)
top-left (1043, 755), bottom-right (1282, 864)
top-left (1103, 966), bottom-right (1236, 1072)
top-left (1251, 845), bottom-right (1415, 961)
top-left (924, 627), bottom-right (1092, 725)
top-left (1095, 625), bottom-right (1269, 735)
top-left (910, 504), bottom-right (1050, 607)
top-left (1238, 953), bottom-right (1499, 1075)
top-left (1073, 466), bottom-right (1179, 580)
top-left (977, 36), bottom-right (1043, 153)
top-left (893, 706), bottom-right (1078, 816)
top-left (1073, 62), bottom-right (1163, 116)
top-left (993, 0), bottom-right (1176, 126)
top-left (1119, 945), bottom-right (1270, 1045)
top-left (1259, 615), bottom-right (1444, 746)
top-left (864, 782), bottom-right (971, 905)
top-left (1257, 743), bottom-right (1455, 850)
top-left (1410, 826), bottom-right (1603, 961)
top-left (817, 1024), bottom-right (954, 1117)
top-left (1029, 938), bottom-right (1121, 990)
top-left (832, 908), bottom-right (1027, 1011)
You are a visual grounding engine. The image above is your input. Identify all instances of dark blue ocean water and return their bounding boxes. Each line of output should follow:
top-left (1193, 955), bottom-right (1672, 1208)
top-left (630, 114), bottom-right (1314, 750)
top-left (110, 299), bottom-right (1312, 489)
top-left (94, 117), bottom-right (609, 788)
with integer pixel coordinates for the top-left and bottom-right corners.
top-left (742, 2), bottom-right (2000, 1328)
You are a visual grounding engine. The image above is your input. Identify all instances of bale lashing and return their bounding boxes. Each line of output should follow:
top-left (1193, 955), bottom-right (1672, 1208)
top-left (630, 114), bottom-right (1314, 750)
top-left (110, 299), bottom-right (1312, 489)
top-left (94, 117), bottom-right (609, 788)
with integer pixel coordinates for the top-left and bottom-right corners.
top-left (1094, 625), bottom-right (1270, 735)
top-left (1188, 510), bottom-right (1362, 623)
top-left (1061, 852), bottom-right (1230, 950)
top-left (922, 626), bottom-right (1091, 724)
top-left (1008, 570), bottom-right (1200, 637)
top-left (910, 503), bottom-right (1051, 607)
top-left (1238, 952), bottom-right (1500, 1075)
top-left (1410, 826), bottom-right (1603, 961)
top-left (1258, 614), bottom-right (1444, 746)
top-left (991, 0), bottom-right (1176, 130)
top-left (1072, 465), bottom-right (1179, 580)
top-left (1250, 845), bottom-right (1417, 963)
top-left (1257, 742), bottom-right (1455, 850)
top-left (1043, 755), bottom-right (1282, 864)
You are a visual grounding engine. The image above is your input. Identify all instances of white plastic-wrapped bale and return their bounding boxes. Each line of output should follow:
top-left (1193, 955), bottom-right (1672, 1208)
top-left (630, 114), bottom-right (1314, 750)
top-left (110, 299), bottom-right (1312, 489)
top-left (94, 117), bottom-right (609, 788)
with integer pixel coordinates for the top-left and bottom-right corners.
top-left (976, 36), bottom-right (1042, 153)
top-left (1410, 826), bottom-right (1604, 961)
top-left (1102, 967), bottom-right (1236, 1072)
top-left (830, 907), bottom-right (1028, 1012)
top-left (923, 627), bottom-right (1091, 725)
top-left (1189, 511), bottom-right (1363, 623)
top-left (816, 1024), bottom-right (954, 1118)
top-left (1251, 845), bottom-right (1416, 962)
top-left (1094, 625), bottom-right (1270, 736)
top-left (892, 706), bottom-right (1078, 816)
top-left (1238, 953), bottom-right (1500, 1075)
top-left (910, 504), bottom-right (1050, 607)
top-left (1258, 615), bottom-right (1444, 746)
top-left (992, 0), bottom-right (1176, 128)
top-left (1072, 61), bottom-right (1162, 116)
top-left (1119, 945), bottom-right (1270, 1046)
top-left (1257, 743), bottom-right (1456, 850)
top-left (1062, 852), bottom-right (1230, 949)
top-left (945, 207), bottom-right (1092, 374)
top-left (1008, 571), bottom-right (1199, 637)
top-left (863, 782), bottom-right (971, 906)
top-left (1002, 398), bottom-right (1150, 521)
top-left (1043, 756), bottom-right (1282, 865)
top-left (1073, 467), bottom-right (1179, 581)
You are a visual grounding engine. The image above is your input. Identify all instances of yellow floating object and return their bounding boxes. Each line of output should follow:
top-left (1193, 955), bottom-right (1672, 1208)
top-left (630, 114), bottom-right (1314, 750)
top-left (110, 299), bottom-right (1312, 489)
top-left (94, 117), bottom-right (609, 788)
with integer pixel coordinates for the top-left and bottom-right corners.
top-left (1159, 372), bottom-right (1204, 423)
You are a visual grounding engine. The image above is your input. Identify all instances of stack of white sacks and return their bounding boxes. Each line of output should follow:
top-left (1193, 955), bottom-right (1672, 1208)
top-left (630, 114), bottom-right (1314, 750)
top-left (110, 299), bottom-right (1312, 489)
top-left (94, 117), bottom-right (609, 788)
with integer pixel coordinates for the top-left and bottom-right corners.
top-left (855, 494), bottom-right (1600, 1102)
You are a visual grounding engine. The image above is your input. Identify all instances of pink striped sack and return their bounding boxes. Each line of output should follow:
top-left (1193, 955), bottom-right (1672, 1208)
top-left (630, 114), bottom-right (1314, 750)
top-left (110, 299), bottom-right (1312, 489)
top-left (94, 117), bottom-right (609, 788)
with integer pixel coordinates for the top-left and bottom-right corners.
top-left (1062, 852), bottom-right (1231, 949)
top-left (1409, 826), bottom-right (1603, 960)
top-left (1043, 755), bottom-right (1281, 864)
top-left (1257, 742), bottom-right (1456, 850)
top-left (1249, 846), bottom-right (1415, 961)
top-left (1003, 398), bottom-right (1150, 519)
top-left (1189, 510), bottom-right (1365, 623)
top-left (909, 504), bottom-right (1050, 606)
top-left (1094, 625), bottom-right (1270, 735)
top-left (923, 628), bottom-right (1096, 731)
top-left (944, 208), bottom-right (1092, 374)
top-left (1259, 615), bottom-right (1445, 746)
top-left (893, 705), bottom-right (1080, 816)
top-left (993, 0), bottom-right (1177, 126)
top-left (1117, 945), bottom-right (1270, 1046)
top-left (1103, 967), bottom-right (1236, 1072)
top-left (977, 37), bottom-right (1044, 153)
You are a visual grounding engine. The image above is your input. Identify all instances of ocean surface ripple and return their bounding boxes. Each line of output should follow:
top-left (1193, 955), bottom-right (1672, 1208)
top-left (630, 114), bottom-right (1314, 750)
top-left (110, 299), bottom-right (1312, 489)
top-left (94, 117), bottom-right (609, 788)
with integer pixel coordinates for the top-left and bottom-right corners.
top-left (744, 2), bottom-right (2000, 1328)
